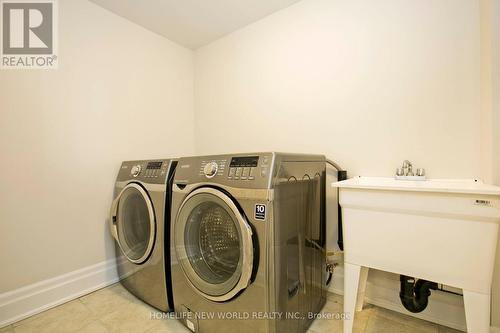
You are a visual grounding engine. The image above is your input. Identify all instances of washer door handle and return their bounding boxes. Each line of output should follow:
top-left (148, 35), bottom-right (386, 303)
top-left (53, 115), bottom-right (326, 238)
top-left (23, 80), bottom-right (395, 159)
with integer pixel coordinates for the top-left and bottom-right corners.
top-left (109, 197), bottom-right (119, 241)
top-left (288, 280), bottom-right (300, 298)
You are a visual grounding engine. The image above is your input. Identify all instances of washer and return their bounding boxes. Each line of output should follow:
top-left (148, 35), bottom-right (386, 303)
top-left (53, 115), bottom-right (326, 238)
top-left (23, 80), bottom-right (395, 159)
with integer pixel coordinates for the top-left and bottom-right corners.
top-left (109, 159), bottom-right (177, 312)
top-left (171, 153), bottom-right (327, 333)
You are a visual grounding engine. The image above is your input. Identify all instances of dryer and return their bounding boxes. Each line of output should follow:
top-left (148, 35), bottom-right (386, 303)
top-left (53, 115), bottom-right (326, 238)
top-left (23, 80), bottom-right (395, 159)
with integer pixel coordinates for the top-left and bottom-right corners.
top-left (171, 153), bottom-right (327, 333)
top-left (109, 159), bottom-right (177, 312)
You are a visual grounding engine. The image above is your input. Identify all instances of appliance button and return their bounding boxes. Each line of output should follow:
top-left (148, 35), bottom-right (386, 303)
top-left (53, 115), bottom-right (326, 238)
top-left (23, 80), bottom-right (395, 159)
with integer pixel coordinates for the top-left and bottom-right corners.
top-left (235, 167), bottom-right (242, 177)
top-left (241, 167), bottom-right (249, 179)
top-left (228, 167), bottom-right (236, 178)
top-left (261, 167), bottom-right (267, 177)
top-left (249, 167), bottom-right (255, 178)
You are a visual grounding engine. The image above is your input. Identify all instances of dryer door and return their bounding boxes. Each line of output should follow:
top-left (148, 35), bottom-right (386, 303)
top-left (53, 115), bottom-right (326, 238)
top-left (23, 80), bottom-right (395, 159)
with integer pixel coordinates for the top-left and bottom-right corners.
top-left (110, 183), bottom-right (155, 264)
top-left (174, 187), bottom-right (254, 302)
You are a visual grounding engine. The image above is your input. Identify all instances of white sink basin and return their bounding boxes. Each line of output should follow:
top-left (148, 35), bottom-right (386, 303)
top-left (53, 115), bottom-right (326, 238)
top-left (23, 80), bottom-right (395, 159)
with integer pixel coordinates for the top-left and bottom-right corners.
top-left (332, 177), bottom-right (500, 333)
top-left (335, 177), bottom-right (500, 196)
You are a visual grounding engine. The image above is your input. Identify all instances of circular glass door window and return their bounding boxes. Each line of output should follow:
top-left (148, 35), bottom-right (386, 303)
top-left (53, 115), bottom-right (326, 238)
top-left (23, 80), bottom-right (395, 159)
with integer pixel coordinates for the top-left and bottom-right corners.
top-left (175, 188), bottom-right (254, 301)
top-left (185, 201), bottom-right (241, 284)
top-left (117, 185), bottom-right (155, 263)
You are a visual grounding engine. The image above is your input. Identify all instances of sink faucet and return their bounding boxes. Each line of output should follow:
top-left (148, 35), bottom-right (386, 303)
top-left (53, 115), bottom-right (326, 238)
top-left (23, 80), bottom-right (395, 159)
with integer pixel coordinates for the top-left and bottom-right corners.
top-left (402, 160), bottom-right (412, 176)
top-left (397, 160), bottom-right (425, 177)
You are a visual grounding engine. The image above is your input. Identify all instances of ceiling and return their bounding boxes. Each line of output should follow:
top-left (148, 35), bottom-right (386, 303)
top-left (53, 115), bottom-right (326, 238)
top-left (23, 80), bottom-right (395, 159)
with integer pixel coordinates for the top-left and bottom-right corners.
top-left (89, 0), bottom-right (302, 49)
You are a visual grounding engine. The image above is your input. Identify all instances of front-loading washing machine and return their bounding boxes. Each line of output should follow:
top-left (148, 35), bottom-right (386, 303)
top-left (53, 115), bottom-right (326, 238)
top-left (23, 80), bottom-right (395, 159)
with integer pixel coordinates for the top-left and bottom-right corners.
top-left (171, 153), bottom-right (328, 333)
top-left (109, 159), bottom-right (177, 312)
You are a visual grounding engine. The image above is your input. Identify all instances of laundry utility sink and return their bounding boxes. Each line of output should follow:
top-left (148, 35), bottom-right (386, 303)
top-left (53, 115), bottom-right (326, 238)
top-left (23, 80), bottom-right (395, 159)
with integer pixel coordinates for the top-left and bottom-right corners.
top-left (332, 177), bottom-right (500, 333)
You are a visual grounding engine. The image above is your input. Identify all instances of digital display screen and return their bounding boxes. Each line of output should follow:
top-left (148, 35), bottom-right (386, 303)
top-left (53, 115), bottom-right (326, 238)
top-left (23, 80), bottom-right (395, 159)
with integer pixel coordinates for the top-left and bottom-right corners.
top-left (230, 156), bottom-right (259, 167)
top-left (146, 161), bottom-right (163, 169)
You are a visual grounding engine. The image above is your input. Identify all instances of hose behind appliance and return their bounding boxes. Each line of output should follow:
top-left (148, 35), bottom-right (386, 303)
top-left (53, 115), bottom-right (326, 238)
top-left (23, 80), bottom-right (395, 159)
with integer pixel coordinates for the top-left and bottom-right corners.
top-left (325, 158), bottom-right (346, 286)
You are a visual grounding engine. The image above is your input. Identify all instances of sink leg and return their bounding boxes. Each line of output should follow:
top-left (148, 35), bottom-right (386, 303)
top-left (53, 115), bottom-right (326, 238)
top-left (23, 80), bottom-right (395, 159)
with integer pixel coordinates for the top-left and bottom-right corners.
top-left (344, 263), bottom-right (362, 333)
top-left (355, 267), bottom-right (369, 312)
top-left (463, 290), bottom-right (490, 333)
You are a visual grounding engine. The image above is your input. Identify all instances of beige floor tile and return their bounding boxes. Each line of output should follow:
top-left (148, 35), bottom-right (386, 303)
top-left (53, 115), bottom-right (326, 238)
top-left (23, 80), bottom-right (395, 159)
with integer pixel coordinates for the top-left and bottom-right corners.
top-left (366, 315), bottom-right (430, 333)
top-left (308, 315), bottom-right (343, 333)
top-left (108, 282), bottom-right (134, 296)
top-left (0, 325), bottom-right (14, 333)
top-left (309, 316), bottom-right (370, 333)
top-left (326, 292), bottom-right (343, 305)
top-left (372, 307), bottom-right (438, 333)
top-left (144, 318), bottom-right (189, 333)
top-left (309, 302), bottom-right (371, 333)
top-left (13, 300), bottom-right (94, 333)
top-left (75, 321), bottom-right (109, 333)
top-left (322, 299), bottom-right (343, 314)
top-left (352, 304), bottom-right (374, 332)
top-left (436, 326), bottom-right (464, 333)
top-left (98, 299), bottom-right (159, 333)
top-left (12, 310), bottom-right (45, 327)
top-left (79, 283), bottom-right (140, 318)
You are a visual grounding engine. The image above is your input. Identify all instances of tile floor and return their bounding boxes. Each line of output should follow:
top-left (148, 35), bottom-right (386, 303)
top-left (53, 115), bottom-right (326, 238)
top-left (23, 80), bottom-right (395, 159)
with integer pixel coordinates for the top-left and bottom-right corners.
top-left (0, 283), bottom-right (463, 333)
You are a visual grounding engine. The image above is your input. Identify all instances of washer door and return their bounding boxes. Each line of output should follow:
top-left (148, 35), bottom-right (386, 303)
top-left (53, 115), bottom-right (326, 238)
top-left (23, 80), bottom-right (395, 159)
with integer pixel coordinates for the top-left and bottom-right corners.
top-left (174, 187), bottom-right (253, 302)
top-left (110, 183), bottom-right (155, 264)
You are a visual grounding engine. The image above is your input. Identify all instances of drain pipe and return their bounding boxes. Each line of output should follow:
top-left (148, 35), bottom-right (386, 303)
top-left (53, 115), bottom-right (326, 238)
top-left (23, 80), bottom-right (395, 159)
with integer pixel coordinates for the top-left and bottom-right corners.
top-left (399, 275), bottom-right (438, 313)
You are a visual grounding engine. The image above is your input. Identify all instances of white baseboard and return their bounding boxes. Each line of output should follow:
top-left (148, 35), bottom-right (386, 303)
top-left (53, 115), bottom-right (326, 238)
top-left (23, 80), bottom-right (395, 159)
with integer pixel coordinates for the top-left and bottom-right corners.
top-left (328, 265), bottom-right (468, 332)
top-left (0, 258), bottom-right (119, 328)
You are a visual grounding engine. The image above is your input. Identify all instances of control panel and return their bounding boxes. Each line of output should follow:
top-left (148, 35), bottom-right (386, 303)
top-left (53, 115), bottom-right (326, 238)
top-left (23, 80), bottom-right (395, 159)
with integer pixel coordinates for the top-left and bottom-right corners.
top-left (144, 161), bottom-right (164, 178)
top-left (174, 154), bottom-right (274, 188)
top-left (125, 161), bottom-right (169, 181)
top-left (196, 155), bottom-right (271, 182)
top-left (227, 155), bottom-right (269, 181)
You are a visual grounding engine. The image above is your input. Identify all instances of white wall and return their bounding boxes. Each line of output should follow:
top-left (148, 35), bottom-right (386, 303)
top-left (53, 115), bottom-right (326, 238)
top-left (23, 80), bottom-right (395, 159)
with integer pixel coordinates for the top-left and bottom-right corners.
top-left (492, 0), bottom-right (500, 188)
top-left (194, 0), bottom-right (481, 179)
top-left (488, 0), bottom-right (500, 327)
top-left (480, 0), bottom-right (494, 184)
top-left (194, 0), bottom-right (483, 329)
top-left (0, 0), bottom-right (195, 293)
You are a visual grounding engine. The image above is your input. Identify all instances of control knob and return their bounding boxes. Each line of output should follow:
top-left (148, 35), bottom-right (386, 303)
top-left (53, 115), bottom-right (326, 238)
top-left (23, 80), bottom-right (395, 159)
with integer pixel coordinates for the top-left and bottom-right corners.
top-left (130, 165), bottom-right (142, 177)
top-left (203, 162), bottom-right (218, 178)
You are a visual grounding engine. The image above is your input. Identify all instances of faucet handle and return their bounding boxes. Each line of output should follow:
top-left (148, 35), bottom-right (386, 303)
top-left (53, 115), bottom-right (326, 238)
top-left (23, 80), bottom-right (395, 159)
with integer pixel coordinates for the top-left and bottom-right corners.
top-left (406, 165), bottom-right (414, 176)
top-left (402, 160), bottom-right (412, 169)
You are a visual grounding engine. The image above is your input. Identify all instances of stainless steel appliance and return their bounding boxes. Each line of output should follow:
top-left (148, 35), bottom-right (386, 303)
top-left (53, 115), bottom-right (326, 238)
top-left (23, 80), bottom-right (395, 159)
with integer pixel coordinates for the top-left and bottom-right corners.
top-left (109, 159), bottom-right (177, 311)
top-left (171, 153), bottom-right (327, 333)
